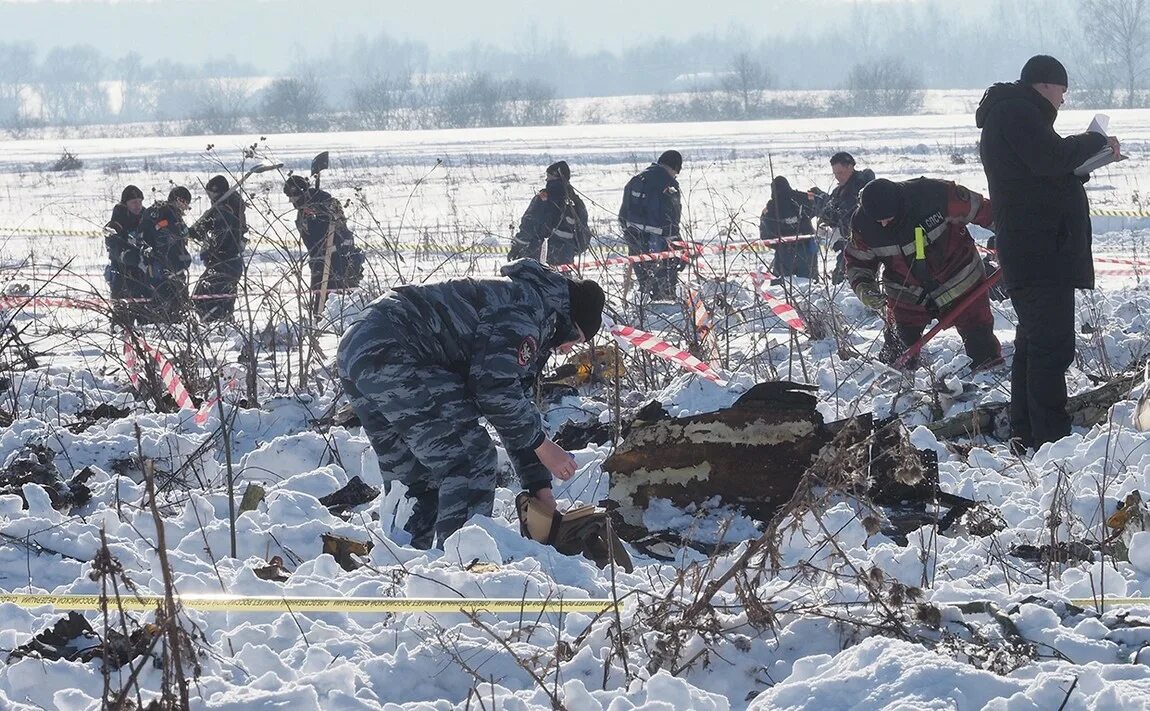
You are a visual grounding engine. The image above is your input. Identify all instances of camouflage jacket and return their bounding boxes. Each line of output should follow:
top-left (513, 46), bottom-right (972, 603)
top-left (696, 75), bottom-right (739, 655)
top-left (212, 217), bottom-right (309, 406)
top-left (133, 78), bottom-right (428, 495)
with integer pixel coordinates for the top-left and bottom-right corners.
top-left (352, 259), bottom-right (579, 484)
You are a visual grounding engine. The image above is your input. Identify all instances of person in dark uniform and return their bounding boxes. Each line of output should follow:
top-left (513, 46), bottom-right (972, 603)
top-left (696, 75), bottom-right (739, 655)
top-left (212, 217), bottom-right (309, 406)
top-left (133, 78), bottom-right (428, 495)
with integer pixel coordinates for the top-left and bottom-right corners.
top-left (760, 175), bottom-right (819, 279)
top-left (190, 175), bottom-right (247, 322)
top-left (103, 185), bottom-right (149, 327)
top-left (508, 161), bottom-right (592, 266)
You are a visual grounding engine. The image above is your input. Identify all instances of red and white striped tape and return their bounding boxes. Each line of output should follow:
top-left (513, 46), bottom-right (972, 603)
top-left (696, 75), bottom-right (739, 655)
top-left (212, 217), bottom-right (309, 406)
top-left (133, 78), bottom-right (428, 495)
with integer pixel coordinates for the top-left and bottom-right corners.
top-left (555, 235), bottom-right (813, 273)
top-left (123, 337), bottom-right (238, 424)
top-left (605, 317), bottom-right (727, 385)
top-left (749, 272), bottom-right (807, 332)
top-left (194, 373), bottom-right (241, 425)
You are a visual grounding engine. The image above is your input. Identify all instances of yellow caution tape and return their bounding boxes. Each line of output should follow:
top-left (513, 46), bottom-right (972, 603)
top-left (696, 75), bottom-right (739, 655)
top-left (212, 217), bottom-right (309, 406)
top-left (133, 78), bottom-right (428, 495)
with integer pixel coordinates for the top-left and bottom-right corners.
top-left (0, 593), bottom-right (617, 613)
top-left (1091, 209), bottom-right (1150, 218)
top-left (2, 227), bottom-right (104, 238)
top-left (1067, 597), bottom-right (1150, 608)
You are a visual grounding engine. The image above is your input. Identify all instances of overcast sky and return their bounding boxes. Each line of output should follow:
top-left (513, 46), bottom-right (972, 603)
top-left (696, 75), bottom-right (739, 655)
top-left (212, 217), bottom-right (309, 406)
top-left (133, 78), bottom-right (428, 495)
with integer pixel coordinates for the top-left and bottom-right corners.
top-left (0, 0), bottom-right (949, 72)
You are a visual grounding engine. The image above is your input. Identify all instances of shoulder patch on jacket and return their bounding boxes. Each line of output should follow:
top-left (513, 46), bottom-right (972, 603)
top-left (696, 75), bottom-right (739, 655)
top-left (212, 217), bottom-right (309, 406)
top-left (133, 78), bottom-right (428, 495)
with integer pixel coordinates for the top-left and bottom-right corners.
top-left (517, 335), bottom-right (538, 366)
top-left (955, 185), bottom-right (971, 202)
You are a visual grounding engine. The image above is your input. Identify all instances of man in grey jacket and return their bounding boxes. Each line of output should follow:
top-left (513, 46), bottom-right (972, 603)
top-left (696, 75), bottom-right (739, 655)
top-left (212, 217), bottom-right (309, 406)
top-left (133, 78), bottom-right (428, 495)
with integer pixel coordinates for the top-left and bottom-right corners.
top-left (337, 259), bottom-right (606, 549)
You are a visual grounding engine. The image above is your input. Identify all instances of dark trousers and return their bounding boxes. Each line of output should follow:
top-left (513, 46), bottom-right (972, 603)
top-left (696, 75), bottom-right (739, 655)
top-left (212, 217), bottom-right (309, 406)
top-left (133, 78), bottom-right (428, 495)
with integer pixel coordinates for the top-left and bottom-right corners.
top-left (880, 288), bottom-right (1001, 369)
top-left (771, 237), bottom-right (819, 280)
top-left (624, 227), bottom-right (679, 300)
top-left (1009, 286), bottom-right (1076, 448)
top-left (194, 262), bottom-right (243, 323)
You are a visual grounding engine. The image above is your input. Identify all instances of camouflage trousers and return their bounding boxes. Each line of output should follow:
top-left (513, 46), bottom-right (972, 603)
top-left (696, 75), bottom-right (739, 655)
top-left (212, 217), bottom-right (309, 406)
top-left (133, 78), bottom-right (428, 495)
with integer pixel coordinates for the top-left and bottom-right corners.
top-left (337, 310), bottom-right (497, 550)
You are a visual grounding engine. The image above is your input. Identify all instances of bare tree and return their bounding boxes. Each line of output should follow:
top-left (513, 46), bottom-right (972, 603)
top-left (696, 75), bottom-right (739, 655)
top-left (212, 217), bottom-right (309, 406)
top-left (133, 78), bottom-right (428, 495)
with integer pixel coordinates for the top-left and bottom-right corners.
top-left (189, 78), bottom-right (252, 134)
top-left (840, 57), bottom-right (925, 116)
top-left (349, 72), bottom-right (410, 130)
top-left (1081, 0), bottom-right (1150, 107)
top-left (116, 52), bottom-right (156, 122)
top-left (38, 45), bottom-right (108, 125)
top-left (260, 74), bottom-right (326, 131)
top-left (0, 43), bottom-right (34, 128)
top-left (721, 53), bottom-right (773, 119)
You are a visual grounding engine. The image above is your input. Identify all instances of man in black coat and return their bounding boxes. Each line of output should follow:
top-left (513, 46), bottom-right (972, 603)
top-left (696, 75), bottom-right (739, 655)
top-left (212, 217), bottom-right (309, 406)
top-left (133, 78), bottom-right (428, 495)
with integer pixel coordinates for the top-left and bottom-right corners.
top-left (104, 185), bottom-right (149, 327)
top-left (760, 175), bottom-right (818, 279)
top-left (284, 175), bottom-right (365, 315)
top-left (508, 161), bottom-right (592, 267)
top-left (976, 54), bottom-right (1120, 452)
top-left (810, 152), bottom-right (875, 283)
top-left (191, 175), bottom-right (248, 322)
top-left (618, 150), bottom-right (683, 300)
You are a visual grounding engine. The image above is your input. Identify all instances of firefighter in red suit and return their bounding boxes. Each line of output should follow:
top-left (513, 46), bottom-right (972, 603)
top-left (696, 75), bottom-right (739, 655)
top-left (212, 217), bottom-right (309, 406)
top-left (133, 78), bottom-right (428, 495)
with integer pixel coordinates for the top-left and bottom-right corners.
top-left (847, 177), bottom-right (1002, 369)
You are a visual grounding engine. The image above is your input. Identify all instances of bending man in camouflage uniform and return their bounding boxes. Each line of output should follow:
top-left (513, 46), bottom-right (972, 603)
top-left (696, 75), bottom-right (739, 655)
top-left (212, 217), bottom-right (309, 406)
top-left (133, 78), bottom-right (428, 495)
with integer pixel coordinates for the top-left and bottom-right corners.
top-left (337, 259), bottom-right (606, 549)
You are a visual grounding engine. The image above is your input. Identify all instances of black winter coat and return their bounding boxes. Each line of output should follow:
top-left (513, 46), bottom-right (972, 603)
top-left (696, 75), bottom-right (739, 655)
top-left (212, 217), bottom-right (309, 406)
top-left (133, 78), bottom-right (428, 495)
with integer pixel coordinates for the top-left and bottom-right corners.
top-left (105, 204), bottom-right (144, 269)
top-left (816, 168), bottom-right (875, 236)
top-left (190, 194), bottom-right (247, 273)
top-left (618, 163), bottom-right (681, 237)
top-left (510, 180), bottom-right (592, 263)
top-left (761, 182), bottom-right (816, 239)
top-left (140, 201), bottom-right (191, 276)
top-left (976, 82), bottom-right (1108, 290)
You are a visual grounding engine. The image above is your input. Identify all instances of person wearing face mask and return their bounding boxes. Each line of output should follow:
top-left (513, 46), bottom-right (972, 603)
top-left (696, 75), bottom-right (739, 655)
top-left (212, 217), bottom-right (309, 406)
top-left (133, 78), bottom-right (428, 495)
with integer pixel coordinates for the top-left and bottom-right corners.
top-left (618, 150), bottom-right (684, 301)
top-left (336, 260), bottom-right (605, 549)
top-left (104, 185), bottom-right (149, 327)
top-left (760, 175), bottom-right (819, 280)
top-left (283, 175), bottom-right (365, 314)
top-left (976, 54), bottom-right (1121, 453)
top-left (507, 160), bottom-right (592, 266)
top-left (847, 177), bottom-right (1001, 370)
top-left (139, 186), bottom-right (193, 324)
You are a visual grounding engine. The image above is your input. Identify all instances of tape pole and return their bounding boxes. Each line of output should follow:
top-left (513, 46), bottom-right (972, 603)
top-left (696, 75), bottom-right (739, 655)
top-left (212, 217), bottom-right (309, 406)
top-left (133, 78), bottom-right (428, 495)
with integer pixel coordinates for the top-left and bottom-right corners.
top-left (0, 593), bottom-right (618, 614)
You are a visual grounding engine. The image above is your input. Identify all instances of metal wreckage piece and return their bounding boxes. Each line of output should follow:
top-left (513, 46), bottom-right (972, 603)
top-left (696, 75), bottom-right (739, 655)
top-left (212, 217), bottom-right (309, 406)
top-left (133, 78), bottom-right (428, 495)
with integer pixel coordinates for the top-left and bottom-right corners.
top-left (601, 381), bottom-right (970, 556)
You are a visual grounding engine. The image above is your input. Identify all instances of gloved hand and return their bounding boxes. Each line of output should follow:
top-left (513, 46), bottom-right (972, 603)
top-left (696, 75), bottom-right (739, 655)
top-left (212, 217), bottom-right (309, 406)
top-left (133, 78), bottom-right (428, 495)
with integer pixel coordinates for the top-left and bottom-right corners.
top-left (855, 282), bottom-right (885, 311)
top-left (808, 186), bottom-right (825, 196)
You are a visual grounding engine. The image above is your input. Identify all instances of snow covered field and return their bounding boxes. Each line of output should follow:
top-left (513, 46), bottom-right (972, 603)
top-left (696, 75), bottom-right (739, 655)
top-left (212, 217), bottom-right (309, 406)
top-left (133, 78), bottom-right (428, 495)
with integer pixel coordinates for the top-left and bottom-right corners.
top-left (3, 109), bottom-right (1150, 709)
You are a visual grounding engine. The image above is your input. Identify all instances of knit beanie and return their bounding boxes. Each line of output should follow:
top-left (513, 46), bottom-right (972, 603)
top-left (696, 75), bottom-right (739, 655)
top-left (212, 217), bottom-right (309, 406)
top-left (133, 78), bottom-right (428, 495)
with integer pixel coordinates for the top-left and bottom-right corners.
top-left (205, 174), bottom-right (229, 195)
top-left (1020, 55), bottom-right (1068, 87)
top-left (546, 160), bottom-right (571, 181)
top-left (568, 278), bottom-right (605, 339)
top-left (859, 179), bottom-right (904, 221)
top-left (120, 185), bottom-right (144, 203)
top-left (657, 150), bottom-right (683, 173)
top-left (168, 186), bottom-right (192, 204)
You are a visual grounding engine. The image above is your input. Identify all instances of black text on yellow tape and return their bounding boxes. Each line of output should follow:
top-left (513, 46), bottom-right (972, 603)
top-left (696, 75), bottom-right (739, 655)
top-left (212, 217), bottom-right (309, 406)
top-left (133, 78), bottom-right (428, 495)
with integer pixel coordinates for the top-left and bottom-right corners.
top-left (0, 594), bottom-right (617, 614)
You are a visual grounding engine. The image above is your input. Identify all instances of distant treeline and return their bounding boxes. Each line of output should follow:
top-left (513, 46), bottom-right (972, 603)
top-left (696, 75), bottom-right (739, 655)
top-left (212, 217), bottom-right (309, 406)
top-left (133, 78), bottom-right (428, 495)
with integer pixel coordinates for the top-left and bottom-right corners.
top-left (2, 0), bottom-right (1147, 133)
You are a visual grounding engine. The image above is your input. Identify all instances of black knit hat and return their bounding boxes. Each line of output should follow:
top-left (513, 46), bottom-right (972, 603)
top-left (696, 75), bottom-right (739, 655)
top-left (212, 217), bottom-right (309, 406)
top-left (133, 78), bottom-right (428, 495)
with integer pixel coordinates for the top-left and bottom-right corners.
top-left (568, 278), bottom-right (605, 339)
top-left (1020, 55), bottom-right (1068, 87)
top-left (657, 150), bottom-right (683, 173)
top-left (830, 151), bottom-right (855, 167)
top-left (120, 185), bottom-right (144, 203)
top-left (859, 179), bottom-right (904, 221)
top-left (205, 174), bottom-right (229, 195)
top-left (283, 175), bottom-right (310, 197)
top-left (546, 160), bottom-right (571, 181)
top-left (168, 186), bottom-right (192, 204)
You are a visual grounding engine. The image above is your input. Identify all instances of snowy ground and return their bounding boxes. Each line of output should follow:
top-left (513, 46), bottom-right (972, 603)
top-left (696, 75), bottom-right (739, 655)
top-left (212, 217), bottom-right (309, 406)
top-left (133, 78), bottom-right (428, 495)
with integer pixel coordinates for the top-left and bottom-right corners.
top-left (2, 110), bottom-right (1150, 709)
